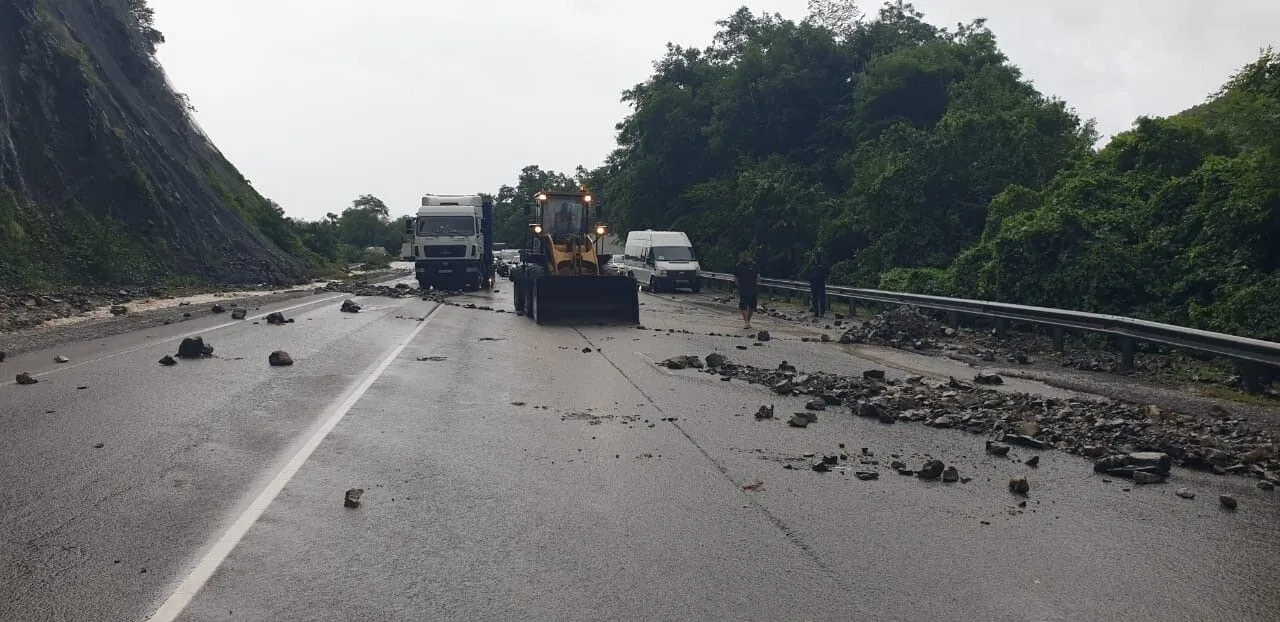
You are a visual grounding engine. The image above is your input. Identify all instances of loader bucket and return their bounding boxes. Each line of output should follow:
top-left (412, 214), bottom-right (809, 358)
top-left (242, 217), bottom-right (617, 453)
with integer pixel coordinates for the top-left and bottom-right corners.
top-left (531, 275), bottom-right (640, 325)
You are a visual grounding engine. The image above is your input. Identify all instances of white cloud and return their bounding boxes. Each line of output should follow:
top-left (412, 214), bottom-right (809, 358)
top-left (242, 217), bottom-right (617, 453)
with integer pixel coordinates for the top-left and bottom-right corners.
top-left (149, 0), bottom-right (1279, 220)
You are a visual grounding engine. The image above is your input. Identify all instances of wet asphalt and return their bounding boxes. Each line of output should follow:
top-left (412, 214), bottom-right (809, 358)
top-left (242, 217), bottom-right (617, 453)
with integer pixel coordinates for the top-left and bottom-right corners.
top-left (2, 283), bottom-right (1278, 621)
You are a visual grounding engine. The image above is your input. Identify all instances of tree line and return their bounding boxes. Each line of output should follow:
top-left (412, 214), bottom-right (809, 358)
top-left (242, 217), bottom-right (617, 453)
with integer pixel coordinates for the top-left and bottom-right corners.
top-left (488, 0), bottom-right (1280, 341)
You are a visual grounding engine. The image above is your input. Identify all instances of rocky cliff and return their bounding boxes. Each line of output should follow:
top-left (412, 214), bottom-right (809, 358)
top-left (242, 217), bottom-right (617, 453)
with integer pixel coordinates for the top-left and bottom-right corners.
top-left (0, 0), bottom-right (307, 289)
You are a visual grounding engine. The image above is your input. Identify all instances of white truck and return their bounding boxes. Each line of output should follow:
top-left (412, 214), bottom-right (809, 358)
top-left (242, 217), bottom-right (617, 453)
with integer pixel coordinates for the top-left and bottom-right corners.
top-left (402, 194), bottom-right (494, 291)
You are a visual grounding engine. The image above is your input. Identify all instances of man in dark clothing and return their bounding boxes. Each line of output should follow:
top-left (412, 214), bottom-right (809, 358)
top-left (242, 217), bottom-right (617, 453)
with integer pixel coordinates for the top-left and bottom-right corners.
top-left (806, 252), bottom-right (830, 317)
top-left (734, 251), bottom-right (760, 329)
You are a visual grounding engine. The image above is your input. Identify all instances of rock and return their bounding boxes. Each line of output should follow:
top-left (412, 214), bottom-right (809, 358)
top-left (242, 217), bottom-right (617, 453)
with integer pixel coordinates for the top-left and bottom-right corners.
top-left (1081, 446), bottom-right (1109, 458)
top-left (778, 361), bottom-right (796, 372)
top-left (755, 405), bottom-right (775, 420)
top-left (855, 401), bottom-right (895, 424)
top-left (838, 334), bottom-right (853, 344)
top-left (1132, 471), bottom-right (1163, 485)
top-left (158, 355), bottom-right (177, 366)
top-left (1127, 452), bottom-right (1173, 475)
top-left (0, 351), bottom-right (6, 362)
top-left (705, 353), bottom-right (728, 368)
top-left (756, 330), bottom-right (771, 342)
top-left (820, 334), bottom-right (831, 342)
top-left (1219, 495), bottom-right (1237, 510)
top-left (942, 466), bottom-right (959, 482)
top-left (1009, 477), bottom-right (1030, 494)
top-left (344, 488), bottom-right (364, 508)
top-left (581, 347), bottom-right (592, 353)
top-left (771, 380), bottom-right (793, 395)
top-left (890, 460), bottom-right (906, 470)
top-left (265, 311), bottom-right (287, 324)
top-left (1175, 488), bottom-right (1196, 499)
top-left (804, 399), bottom-right (826, 411)
top-left (211, 304), bottom-right (226, 314)
top-left (15, 372), bottom-right (38, 385)
top-left (855, 471), bottom-right (880, 481)
top-left (1258, 480), bottom-right (1275, 491)
top-left (268, 351), bottom-right (294, 366)
top-left (985, 441), bottom-right (1012, 457)
top-left (918, 460), bottom-right (945, 480)
top-left (176, 337), bottom-right (213, 359)
top-left (110, 305), bottom-right (128, 316)
top-left (340, 300), bottom-right (362, 313)
top-left (230, 308), bottom-right (248, 320)
top-left (661, 355), bottom-right (703, 370)
top-left (974, 372), bottom-right (1004, 385)
top-left (54, 355), bottom-right (69, 364)
top-left (1017, 422), bottom-right (1041, 436)
top-left (1025, 455), bottom-right (1040, 468)
top-left (979, 349), bottom-right (996, 362)
top-left (862, 369), bottom-right (886, 380)
top-left (789, 412), bottom-right (817, 428)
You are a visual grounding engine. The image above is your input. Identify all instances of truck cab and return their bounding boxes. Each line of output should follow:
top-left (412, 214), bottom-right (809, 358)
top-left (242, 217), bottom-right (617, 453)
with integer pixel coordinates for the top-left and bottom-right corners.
top-left (621, 230), bottom-right (702, 293)
top-left (404, 194), bottom-right (494, 291)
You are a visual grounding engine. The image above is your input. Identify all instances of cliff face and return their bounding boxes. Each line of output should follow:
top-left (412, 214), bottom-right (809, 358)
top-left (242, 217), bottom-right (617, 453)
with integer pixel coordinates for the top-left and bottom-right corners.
top-left (0, 0), bottom-right (307, 289)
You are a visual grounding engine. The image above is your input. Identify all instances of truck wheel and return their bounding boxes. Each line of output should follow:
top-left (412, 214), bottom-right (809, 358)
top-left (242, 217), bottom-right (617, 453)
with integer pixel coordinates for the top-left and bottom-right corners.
top-left (692, 282), bottom-right (702, 294)
top-left (513, 281), bottom-right (524, 313)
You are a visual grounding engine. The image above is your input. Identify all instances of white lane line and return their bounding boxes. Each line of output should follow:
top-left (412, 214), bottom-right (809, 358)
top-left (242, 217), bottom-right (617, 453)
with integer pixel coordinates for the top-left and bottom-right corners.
top-left (0, 295), bottom-right (346, 386)
top-left (146, 301), bottom-right (442, 622)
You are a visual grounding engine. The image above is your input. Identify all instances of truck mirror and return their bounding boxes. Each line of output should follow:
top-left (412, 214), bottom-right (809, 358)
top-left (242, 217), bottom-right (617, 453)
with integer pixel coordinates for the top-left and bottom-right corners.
top-left (403, 217), bottom-right (414, 235)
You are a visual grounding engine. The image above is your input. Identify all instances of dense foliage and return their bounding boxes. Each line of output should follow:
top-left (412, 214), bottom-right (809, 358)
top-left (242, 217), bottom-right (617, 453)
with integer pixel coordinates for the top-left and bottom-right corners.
top-left (495, 1), bottom-right (1280, 340)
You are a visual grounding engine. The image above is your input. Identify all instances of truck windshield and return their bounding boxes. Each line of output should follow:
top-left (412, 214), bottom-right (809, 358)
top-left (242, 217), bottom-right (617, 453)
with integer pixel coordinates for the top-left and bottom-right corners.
top-left (417, 216), bottom-right (475, 236)
top-left (652, 246), bottom-right (695, 262)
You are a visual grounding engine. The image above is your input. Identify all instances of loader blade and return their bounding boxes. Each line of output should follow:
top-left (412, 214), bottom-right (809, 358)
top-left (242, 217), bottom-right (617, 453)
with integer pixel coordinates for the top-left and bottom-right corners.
top-left (532, 275), bottom-right (640, 325)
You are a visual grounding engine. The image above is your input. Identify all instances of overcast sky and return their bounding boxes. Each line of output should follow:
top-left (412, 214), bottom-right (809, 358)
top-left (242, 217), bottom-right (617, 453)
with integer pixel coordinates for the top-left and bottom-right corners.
top-left (150, 0), bottom-right (1279, 221)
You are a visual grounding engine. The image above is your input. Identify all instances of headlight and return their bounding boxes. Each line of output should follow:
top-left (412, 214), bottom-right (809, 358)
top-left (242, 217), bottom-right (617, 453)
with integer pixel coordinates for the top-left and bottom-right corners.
top-left (656, 269), bottom-right (667, 276)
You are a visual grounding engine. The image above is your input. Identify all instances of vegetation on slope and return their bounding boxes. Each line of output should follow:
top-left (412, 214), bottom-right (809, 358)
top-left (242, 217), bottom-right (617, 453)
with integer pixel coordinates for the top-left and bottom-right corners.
top-left (494, 1), bottom-right (1280, 340)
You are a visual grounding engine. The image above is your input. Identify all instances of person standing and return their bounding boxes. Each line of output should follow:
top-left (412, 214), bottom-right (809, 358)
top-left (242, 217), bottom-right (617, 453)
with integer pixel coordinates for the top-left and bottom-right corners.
top-left (805, 250), bottom-right (830, 317)
top-left (734, 251), bottom-right (760, 329)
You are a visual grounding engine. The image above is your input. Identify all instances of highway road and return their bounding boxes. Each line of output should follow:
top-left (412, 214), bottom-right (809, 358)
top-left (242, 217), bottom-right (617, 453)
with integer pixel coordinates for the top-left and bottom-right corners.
top-left (2, 279), bottom-right (1278, 621)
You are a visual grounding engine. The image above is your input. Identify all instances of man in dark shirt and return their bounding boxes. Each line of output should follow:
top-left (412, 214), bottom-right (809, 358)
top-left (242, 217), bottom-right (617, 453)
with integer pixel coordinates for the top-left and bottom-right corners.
top-left (805, 250), bottom-right (830, 317)
top-left (734, 251), bottom-right (760, 329)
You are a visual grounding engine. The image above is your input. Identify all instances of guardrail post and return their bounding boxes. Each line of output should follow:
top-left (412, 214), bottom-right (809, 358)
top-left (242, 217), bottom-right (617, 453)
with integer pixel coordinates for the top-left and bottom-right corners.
top-left (947, 311), bottom-right (959, 328)
top-left (847, 298), bottom-right (856, 318)
top-left (1119, 337), bottom-right (1135, 370)
top-left (1052, 327), bottom-right (1065, 353)
top-left (994, 318), bottom-right (1006, 337)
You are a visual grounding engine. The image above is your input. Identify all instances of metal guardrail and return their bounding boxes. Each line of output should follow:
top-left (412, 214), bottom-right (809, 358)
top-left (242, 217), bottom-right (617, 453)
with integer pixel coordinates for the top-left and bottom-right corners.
top-left (698, 271), bottom-right (1280, 391)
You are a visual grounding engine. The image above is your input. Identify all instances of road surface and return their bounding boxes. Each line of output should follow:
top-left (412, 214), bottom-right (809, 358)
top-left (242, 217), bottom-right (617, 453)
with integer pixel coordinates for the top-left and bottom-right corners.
top-left (2, 280), bottom-right (1278, 621)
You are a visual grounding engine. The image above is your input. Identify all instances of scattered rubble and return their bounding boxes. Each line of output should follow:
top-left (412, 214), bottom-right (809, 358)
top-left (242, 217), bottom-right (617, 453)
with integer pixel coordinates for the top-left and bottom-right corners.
top-left (1176, 488), bottom-right (1196, 499)
top-left (110, 305), bottom-right (128, 316)
top-left (158, 355), bottom-right (177, 366)
top-left (54, 355), bottom-right (69, 363)
top-left (230, 308), bottom-right (248, 320)
top-left (266, 312), bottom-right (292, 324)
top-left (942, 465), bottom-right (960, 482)
top-left (918, 460), bottom-right (945, 480)
top-left (755, 405), bottom-right (775, 420)
top-left (841, 305), bottom-right (945, 349)
top-left (669, 354), bottom-right (1279, 482)
top-left (324, 281), bottom-right (421, 299)
top-left (1219, 495), bottom-right (1237, 510)
top-left (16, 372), bottom-right (37, 385)
top-left (340, 300), bottom-right (362, 313)
top-left (268, 351), bottom-right (294, 366)
top-left (661, 355), bottom-right (703, 370)
top-left (344, 488), bottom-right (363, 508)
top-left (1009, 477), bottom-right (1030, 494)
top-left (211, 304), bottom-right (226, 314)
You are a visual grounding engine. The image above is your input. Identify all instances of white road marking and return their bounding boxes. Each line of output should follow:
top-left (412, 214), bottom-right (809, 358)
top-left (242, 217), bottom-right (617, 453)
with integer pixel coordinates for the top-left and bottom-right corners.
top-left (0, 294), bottom-right (347, 386)
top-left (145, 302), bottom-right (442, 621)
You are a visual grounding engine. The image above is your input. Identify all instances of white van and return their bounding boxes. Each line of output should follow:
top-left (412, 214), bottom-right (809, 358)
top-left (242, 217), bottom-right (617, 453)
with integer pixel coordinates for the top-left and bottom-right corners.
top-left (621, 230), bottom-right (702, 293)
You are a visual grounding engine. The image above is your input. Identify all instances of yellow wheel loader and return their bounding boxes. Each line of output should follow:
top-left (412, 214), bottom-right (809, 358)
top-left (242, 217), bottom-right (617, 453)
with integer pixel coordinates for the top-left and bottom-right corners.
top-left (511, 188), bottom-right (639, 324)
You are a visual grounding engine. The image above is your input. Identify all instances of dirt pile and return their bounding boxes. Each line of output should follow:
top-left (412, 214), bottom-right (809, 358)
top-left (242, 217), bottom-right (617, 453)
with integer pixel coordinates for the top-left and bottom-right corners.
top-left (841, 306), bottom-right (947, 348)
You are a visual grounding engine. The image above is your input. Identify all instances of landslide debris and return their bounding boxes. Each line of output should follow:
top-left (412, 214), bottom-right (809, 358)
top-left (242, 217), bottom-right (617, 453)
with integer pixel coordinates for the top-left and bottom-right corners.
top-left (670, 355), bottom-right (1279, 481)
